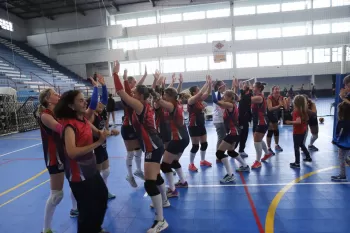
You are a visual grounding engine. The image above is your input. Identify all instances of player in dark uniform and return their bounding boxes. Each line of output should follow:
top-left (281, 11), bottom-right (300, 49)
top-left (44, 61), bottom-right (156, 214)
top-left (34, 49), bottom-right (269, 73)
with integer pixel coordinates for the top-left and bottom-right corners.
top-left (303, 95), bottom-right (319, 151)
top-left (113, 61), bottom-right (168, 233)
top-left (251, 82), bottom-right (273, 169)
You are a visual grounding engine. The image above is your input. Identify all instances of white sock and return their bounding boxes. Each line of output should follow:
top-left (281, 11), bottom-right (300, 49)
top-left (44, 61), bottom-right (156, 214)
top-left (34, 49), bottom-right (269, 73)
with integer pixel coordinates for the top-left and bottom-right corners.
top-left (150, 194), bottom-right (163, 221)
top-left (157, 182), bottom-right (168, 202)
top-left (126, 151), bottom-right (134, 177)
top-left (190, 152), bottom-right (196, 164)
top-left (175, 167), bottom-right (186, 183)
top-left (134, 149), bottom-right (142, 171)
top-left (101, 167), bottom-right (110, 184)
top-left (165, 172), bottom-right (175, 191)
top-left (310, 134), bottom-right (318, 146)
top-left (200, 150), bottom-right (206, 161)
top-left (43, 190), bottom-right (63, 232)
top-left (262, 141), bottom-right (268, 154)
top-left (221, 157), bottom-right (233, 175)
top-left (235, 155), bottom-right (247, 167)
top-left (70, 190), bottom-right (77, 210)
top-left (254, 142), bottom-right (263, 161)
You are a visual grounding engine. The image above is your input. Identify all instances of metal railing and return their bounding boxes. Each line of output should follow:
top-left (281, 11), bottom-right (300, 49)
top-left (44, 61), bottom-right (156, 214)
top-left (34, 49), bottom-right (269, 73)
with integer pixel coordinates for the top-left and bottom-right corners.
top-left (0, 55), bottom-right (23, 78)
top-left (0, 76), bottom-right (17, 90)
top-left (30, 72), bottom-right (54, 87)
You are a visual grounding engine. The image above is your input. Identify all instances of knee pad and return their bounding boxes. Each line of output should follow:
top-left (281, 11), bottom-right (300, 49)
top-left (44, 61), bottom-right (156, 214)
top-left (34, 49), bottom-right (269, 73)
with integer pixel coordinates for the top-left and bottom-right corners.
top-left (160, 162), bottom-right (172, 174)
top-left (200, 142), bottom-right (208, 151)
top-left (267, 130), bottom-right (274, 138)
top-left (156, 174), bottom-right (164, 186)
top-left (190, 144), bottom-right (199, 153)
top-left (50, 190), bottom-right (64, 206)
top-left (101, 167), bottom-right (110, 179)
top-left (216, 150), bottom-right (227, 160)
top-left (144, 180), bottom-right (160, 197)
top-left (273, 129), bottom-right (279, 137)
top-left (171, 160), bottom-right (181, 169)
top-left (227, 150), bottom-right (238, 158)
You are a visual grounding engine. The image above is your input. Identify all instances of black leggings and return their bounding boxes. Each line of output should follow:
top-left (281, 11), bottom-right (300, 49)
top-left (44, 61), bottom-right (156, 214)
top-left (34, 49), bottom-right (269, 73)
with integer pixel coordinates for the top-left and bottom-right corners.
top-left (70, 173), bottom-right (108, 233)
top-left (235, 120), bottom-right (249, 152)
top-left (293, 133), bottom-right (310, 164)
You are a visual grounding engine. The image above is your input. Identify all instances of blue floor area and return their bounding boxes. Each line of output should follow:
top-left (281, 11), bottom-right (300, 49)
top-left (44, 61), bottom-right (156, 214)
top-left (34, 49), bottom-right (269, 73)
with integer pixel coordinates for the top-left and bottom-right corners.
top-left (0, 115), bottom-right (350, 233)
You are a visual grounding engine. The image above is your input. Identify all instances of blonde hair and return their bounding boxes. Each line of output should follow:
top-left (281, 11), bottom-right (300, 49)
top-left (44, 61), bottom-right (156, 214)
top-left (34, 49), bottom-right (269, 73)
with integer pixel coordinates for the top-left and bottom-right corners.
top-left (224, 90), bottom-right (238, 102)
top-left (293, 95), bottom-right (309, 122)
top-left (37, 88), bottom-right (53, 115)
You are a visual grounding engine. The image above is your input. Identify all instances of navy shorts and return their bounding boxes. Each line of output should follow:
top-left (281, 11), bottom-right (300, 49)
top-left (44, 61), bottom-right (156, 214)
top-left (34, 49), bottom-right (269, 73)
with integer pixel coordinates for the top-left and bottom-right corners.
top-left (223, 134), bottom-right (240, 145)
top-left (47, 164), bottom-right (65, 175)
top-left (166, 138), bottom-right (190, 155)
top-left (95, 146), bottom-right (109, 165)
top-left (144, 146), bottom-right (164, 163)
top-left (188, 125), bottom-right (207, 137)
top-left (121, 125), bottom-right (138, 141)
top-left (253, 125), bottom-right (268, 134)
top-left (267, 111), bottom-right (279, 124)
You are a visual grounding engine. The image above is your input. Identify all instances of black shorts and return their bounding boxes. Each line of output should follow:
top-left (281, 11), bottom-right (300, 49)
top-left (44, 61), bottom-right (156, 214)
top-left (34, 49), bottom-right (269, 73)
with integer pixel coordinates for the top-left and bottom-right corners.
top-left (144, 146), bottom-right (164, 163)
top-left (253, 125), bottom-right (268, 134)
top-left (308, 117), bottom-right (318, 127)
top-left (94, 146), bottom-right (108, 165)
top-left (47, 164), bottom-right (65, 175)
top-left (283, 112), bottom-right (293, 124)
top-left (223, 134), bottom-right (240, 145)
top-left (159, 130), bottom-right (171, 144)
top-left (166, 138), bottom-right (190, 155)
top-left (267, 111), bottom-right (279, 123)
top-left (121, 125), bottom-right (138, 140)
top-left (188, 125), bottom-right (207, 137)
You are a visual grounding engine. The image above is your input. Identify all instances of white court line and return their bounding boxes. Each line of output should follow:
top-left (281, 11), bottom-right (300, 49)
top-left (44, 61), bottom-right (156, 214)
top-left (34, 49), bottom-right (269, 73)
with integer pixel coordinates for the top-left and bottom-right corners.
top-left (0, 143), bottom-right (42, 158)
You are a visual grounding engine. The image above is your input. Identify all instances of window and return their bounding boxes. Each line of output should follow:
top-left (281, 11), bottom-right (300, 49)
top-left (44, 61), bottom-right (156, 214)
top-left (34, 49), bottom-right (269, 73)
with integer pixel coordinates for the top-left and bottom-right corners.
top-left (209, 53), bottom-right (233, 70)
top-left (234, 6), bottom-right (256, 16)
top-left (109, 16), bottom-right (116, 26)
top-left (160, 14), bottom-right (182, 23)
top-left (186, 56), bottom-right (208, 71)
top-left (184, 34), bottom-right (207, 45)
top-left (162, 58), bottom-right (185, 73)
top-left (257, 4), bottom-right (280, 14)
top-left (0, 18), bottom-right (13, 32)
top-left (139, 38), bottom-right (158, 49)
top-left (206, 8), bottom-right (230, 18)
top-left (138, 16), bottom-right (156, 26)
top-left (235, 29), bottom-right (257, 40)
top-left (332, 22), bottom-right (350, 33)
top-left (258, 28), bottom-right (281, 39)
top-left (160, 36), bottom-right (183, 47)
top-left (332, 0), bottom-right (350, 6)
top-left (140, 60), bottom-right (160, 73)
top-left (314, 48), bottom-right (331, 63)
top-left (111, 39), bottom-right (118, 49)
top-left (183, 11), bottom-right (205, 21)
top-left (283, 50), bottom-right (307, 65)
top-left (282, 1), bottom-right (306, 11)
top-left (115, 40), bottom-right (138, 51)
top-left (332, 47), bottom-right (342, 62)
top-left (121, 62), bottom-right (140, 76)
top-left (313, 23), bottom-right (330, 34)
top-left (259, 51), bottom-right (282, 66)
top-left (236, 53), bottom-right (258, 68)
top-left (116, 19), bottom-right (137, 27)
top-left (313, 0), bottom-right (331, 8)
top-left (282, 26), bottom-right (306, 37)
top-left (208, 31), bottom-right (231, 42)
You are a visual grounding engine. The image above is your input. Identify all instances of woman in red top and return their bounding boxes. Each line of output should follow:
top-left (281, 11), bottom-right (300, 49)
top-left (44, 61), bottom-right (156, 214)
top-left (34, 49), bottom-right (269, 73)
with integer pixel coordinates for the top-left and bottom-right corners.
top-left (286, 95), bottom-right (312, 168)
top-left (187, 76), bottom-right (212, 172)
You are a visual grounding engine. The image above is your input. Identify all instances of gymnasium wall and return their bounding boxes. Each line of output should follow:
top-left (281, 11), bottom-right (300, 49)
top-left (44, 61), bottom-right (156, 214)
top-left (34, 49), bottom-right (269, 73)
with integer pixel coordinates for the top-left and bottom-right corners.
top-left (0, 8), bottom-right (28, 41)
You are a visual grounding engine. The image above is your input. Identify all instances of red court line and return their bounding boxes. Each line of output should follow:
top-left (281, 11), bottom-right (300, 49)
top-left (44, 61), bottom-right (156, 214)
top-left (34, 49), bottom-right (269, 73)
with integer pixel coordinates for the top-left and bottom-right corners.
top-left (0, 160), bottom-right (15, 166)
top-left (239, 172), bottom-right (265, 233)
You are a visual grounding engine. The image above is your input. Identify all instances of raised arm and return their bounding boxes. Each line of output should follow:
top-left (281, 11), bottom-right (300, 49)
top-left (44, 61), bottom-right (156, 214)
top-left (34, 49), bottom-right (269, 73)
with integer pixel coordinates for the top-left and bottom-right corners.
top-left (212, 89), bottom-right (233, 109)
top-left (168, 73), bottom-right (176, 88)
top-left (188, 76), bottom-right (210, 105)
top-left (136, 65), bottom-right (147, 86)
top-left (177, 74), bottom-right (183, 93)
top-left (201, 76), bottom-right (212, 100)
top-left (123, 69), bottom-right (132, 96)
top-left (97, 75), bottom-right (108, 105)
top-left (85, 77), bottom-right (99, 119)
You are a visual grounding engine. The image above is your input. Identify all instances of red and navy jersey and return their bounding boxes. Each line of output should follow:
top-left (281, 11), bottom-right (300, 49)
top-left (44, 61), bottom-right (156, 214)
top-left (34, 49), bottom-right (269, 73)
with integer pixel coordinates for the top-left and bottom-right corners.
top-left (38, 109), bottom-right (65, 169)
top-left (122, 100), bottom-right (133, 126)
top-left (268, 95), bottom-right (282, 108)
top-left (251, 94), bottom-right (268, 126)
top-left (132, 103), bottom-right (163, 152)
top-left (188, 101), bottom-right (205, 127)
top-left (92, 112), bottom-right (107, 149)
top-left (61, 118), bottom-right (97, 182)
top-left (223, 106), bottom-right (240, 136)
top-left (155, 107), bottom-right (170, 137)
top-left (168, 102), bottom-right (189, 140)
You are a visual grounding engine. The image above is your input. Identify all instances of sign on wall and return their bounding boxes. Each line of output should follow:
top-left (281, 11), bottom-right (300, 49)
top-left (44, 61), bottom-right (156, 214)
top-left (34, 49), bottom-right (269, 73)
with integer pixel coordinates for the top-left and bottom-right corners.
top-left (212, 40), bottom-right (227, 63)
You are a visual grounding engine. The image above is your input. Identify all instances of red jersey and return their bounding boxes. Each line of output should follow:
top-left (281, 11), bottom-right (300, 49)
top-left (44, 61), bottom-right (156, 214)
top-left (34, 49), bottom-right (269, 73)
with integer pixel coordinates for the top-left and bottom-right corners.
top-left (268, 95), bottom-right (282, 108)
top-left (292, 110), bottom-right (307, 134)
top-left (155, 107), bottom-right (170, 135)
top-left (61, 117), bottom-right (97, 182)
top-left (168, 102), bottom-right (189, 140)
top-left (132, 103), bottom-right (163, 152)
top-left (38, 109), bottom-right (65, 169)
top-left (122, 100), bottom-right (133, 126)
top-left (188, 101), bottom-right (205, 127)
top-left (223, 105), bottom-right (240, 136)
top-left (251, 94), bottom-right (268, 126)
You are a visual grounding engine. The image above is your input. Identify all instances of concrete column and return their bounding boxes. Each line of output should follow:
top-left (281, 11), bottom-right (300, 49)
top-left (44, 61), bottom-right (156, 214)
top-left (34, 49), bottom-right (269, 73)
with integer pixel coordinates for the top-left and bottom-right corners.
top-left (341, 45), bottom-right (346, 74)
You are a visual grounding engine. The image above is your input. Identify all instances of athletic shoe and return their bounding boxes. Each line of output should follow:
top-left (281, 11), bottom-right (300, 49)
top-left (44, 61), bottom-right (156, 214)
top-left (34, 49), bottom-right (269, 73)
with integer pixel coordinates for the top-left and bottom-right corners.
top-left (175, 180), bottom-right (188, 188)
top-left (134, 170), bottom-right (145, 180)
top-left (220, 174), bottom-right (236, 184)
top-left (200, 160), bottom-right (212, 167)
top-left (308, 145), bottom-right (319, 151)
top-left (70, 209), bottom-right (79, 218)
top-left (126, 175), bottom-right (137, 188)
top-left (108, 192), bottom-right (116, 200)
top-left (331, 175), bottom-right (347, 181)
top-left (239, 152), bottom-right (248, 158)
top-left (261, 152), bottom-right (273, 161)
top-left (290, 163), bottom-right (300, 168)
top-left (150, 199), bottom-right (171, 208)
top-left (147, 219), bottom-right (169, 233)
top-left (251, 161), bottom-right (262, 169)
top-left (236, 165), bottom-right (250, 172)
top-left (166, 188), bottom-right (179, 198)
top-left (188, 163), bottom-right (198, 172)
top-left (268, 148), bottom-right (275, 155)
top-left (275, 145), bottom-right (283, 152)
top-left (303, 157), bottom-right (312, 162)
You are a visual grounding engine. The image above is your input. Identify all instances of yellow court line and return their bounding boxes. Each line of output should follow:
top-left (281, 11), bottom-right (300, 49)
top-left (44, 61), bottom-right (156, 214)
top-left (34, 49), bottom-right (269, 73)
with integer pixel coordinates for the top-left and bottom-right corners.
top-left (265, 166), bottom-right (337, 233)
top-left (0, 168), bottom-right (47, 197)
top-left (0, 179), bottom-right (50, 208)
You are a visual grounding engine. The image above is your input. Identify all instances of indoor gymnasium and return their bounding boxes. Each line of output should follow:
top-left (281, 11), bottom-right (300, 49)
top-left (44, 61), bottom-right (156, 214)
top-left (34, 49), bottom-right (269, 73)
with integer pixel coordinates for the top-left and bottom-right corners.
top-left (0, 0), bottom-right (350, 233)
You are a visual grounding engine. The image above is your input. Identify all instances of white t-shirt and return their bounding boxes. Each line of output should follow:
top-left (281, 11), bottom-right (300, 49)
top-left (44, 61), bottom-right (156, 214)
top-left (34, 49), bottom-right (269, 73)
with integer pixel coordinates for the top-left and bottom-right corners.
top-left (213, 91), bottom-right (225, 123)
